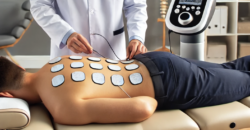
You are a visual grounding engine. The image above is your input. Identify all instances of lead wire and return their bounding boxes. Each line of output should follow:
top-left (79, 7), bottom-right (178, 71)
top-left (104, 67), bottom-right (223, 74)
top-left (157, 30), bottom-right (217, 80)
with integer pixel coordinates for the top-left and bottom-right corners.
top-left (93, 49), bottom-right (106, 58)
top-left (91, 33), bottom-right (122, 60)
top-left (118, 85), bottom-right (131, 98)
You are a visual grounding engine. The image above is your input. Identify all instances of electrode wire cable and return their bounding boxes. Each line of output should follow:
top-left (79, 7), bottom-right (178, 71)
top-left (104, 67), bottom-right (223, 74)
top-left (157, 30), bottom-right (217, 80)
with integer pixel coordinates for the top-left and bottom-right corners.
top-left (91, 33), bottom-right (122, 60)
top-left (93, 49), bottom-right (106, 58)
top-left (118, 85), bottom-right (131, 98)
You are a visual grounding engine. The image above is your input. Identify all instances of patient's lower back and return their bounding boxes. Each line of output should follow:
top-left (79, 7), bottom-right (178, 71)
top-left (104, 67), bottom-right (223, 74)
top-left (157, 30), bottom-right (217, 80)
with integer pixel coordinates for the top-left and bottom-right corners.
top-left (33, 56), bottom-right (155, 116)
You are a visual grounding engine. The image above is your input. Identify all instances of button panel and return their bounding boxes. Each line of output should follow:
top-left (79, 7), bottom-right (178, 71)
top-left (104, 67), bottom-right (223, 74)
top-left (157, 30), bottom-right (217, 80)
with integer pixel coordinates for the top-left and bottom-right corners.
top-left (170, 0), bottom-right (206, 28)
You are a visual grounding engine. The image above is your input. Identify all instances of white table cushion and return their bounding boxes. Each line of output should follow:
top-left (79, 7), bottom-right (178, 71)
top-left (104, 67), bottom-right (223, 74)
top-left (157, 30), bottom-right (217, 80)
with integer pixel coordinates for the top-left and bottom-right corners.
top-left (55, 110), bottom-right (199, 130)
top-left (185, 102), bottom-right (250, 130)
top-left (0, 98), bottom-right (30, 129)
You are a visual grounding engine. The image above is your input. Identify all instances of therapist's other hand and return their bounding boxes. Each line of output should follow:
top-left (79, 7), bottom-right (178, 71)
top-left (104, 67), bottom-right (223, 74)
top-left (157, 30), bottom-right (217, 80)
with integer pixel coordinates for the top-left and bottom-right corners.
top-left (126, 39), bottom-right (148, 60)
top-left (67, 32), bottom-right (93, 54)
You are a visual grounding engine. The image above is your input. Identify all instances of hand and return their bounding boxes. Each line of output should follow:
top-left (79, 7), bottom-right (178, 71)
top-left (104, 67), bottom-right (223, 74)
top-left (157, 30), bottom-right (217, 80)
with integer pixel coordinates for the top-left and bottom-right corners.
top-left (126, 40), bottom-right (148, 60)
top-left (67, 32), bottom-right (93, 54)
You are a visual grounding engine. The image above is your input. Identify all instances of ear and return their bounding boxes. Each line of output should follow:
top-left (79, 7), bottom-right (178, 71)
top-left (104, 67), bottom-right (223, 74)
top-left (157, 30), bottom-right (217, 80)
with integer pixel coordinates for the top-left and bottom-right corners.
top-left (0, 92), bottom-right (14, 98)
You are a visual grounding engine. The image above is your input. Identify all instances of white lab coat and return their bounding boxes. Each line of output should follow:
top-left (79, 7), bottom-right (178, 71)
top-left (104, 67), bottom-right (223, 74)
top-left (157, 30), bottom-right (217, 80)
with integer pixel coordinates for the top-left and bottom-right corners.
top-left (30, 0), bottom-right (148, 60)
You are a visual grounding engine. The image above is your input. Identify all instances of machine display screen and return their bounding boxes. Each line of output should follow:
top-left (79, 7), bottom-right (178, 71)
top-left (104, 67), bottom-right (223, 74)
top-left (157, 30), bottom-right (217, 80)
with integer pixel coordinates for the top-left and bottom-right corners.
top-left (179, 0), bottom-right (203, 5)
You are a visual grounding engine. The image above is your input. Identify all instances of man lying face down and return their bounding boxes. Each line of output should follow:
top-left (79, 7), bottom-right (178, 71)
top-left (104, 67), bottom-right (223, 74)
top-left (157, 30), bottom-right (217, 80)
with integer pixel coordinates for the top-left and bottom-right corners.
top-left (1, 51), bottom-right (250, 125)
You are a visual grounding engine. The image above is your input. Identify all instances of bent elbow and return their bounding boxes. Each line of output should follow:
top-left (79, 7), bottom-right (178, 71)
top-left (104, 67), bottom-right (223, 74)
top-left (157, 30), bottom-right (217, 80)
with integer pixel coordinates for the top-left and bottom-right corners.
top-left (134, 99), bottom-right (157, 122)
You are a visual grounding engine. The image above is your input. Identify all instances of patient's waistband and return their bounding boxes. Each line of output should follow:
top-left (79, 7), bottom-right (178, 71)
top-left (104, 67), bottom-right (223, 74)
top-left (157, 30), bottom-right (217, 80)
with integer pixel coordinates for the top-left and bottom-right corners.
top-left (134, 54), bottom-right (165, 108)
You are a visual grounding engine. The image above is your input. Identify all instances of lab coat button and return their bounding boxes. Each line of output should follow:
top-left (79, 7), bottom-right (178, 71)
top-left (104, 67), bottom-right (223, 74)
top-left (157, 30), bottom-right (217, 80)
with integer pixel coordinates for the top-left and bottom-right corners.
top-left (90, 10), bottom-right (95, 14)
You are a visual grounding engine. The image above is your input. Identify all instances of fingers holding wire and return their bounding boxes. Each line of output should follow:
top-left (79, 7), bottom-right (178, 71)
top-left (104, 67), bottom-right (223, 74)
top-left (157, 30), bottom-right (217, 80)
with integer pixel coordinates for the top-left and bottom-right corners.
top-left (77, 35), bottom-right (93, 54)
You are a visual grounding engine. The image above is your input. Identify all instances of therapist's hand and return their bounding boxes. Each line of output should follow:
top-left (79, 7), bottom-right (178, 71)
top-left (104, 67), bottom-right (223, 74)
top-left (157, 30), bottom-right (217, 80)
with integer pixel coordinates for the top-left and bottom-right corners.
top-left (126, 39), bottom-right (148, 60)
top-left (67, 32), bottom-right (93, 54)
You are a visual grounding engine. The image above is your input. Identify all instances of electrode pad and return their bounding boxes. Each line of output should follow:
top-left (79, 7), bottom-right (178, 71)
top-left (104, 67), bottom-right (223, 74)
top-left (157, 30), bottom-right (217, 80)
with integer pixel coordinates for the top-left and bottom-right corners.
top-left (129, 73), bottom-right (143, 85)
top-left (49, 57), bottom-right (62, 64)
top-left (121, 60), bottom-right (134, 64)
top-left (111, 75), bottom-right (124, 86)
top-left (92, 73), bottom-right (105, 85)
top-left (71, 62), bottom-right (84, 68)
top-left (72, 71), bottom-right (85, 82)
top-left (88, 57), bottom-right (101, 62)
top-left (108, 65), bottom-right (121, 71)
top-left (51, 64), bottom-right (64, 73)
top-left (106, 59), bottom-right (119, 64)
top-left (69, 56), bottom-right (83, 60)
top-left (52, 75), bottom-right (65, 87)
top-left (90, 63), bottom-right (103, 70)
top-left (125, 64), bottom-right (139, 71)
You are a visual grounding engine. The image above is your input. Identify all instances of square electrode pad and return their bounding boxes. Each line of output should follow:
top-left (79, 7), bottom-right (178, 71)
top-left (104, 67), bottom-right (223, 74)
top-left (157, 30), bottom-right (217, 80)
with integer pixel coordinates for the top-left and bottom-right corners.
top-left (72, 71), bottom-right (85, 82)
top-left (129, 73), bottom-right (143, 85)
top-left (92, 73), bottom-right (105, 85)
top-left (52, 75), bottom-right (65, 87)
top-left (125, 64), bottom-right (139, 71)
top-left (51, 64), bottom-right (64, 73)
top-left (111, 75), bottom-right (124, 86)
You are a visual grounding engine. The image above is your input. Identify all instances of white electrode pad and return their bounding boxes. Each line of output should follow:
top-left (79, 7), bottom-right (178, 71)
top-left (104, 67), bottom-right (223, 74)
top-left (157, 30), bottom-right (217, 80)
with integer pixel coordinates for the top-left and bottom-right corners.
top-left (92, 73), bottom-right (105, 85)
top-left (125, 64), bottom-right (139, 71)
top-left (52, 75), bottom-right (65, 87)
top-left (88, 57), bottom-right (101, 62)
top-left (49, 57), bottom-right (62, 64)
top-left (129, 73), bottom-right (143, 85)
top-left (90, 63), bottom-right (103, 70)
top-left (72, 71), bottom-right (85, 82)
top-left (106, 59), bottom-right (119, 64)
top-left (111, 75), bottom-right (124, 86)
top-left (108, 65), bottom-right (121, 71)
top-left (69, 56), bottom-right (83, 60)
top-left (121, 60), bottom-right (134, 64)
top-left (71, 62), bottom-right (84, 68)
top-left (51, 64), bottom-right (64, 73)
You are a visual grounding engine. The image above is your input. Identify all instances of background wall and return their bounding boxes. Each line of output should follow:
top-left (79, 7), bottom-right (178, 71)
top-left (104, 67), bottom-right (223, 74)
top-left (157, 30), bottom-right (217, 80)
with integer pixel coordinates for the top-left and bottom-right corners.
top-left (0, 0), bottom-right (180, 56)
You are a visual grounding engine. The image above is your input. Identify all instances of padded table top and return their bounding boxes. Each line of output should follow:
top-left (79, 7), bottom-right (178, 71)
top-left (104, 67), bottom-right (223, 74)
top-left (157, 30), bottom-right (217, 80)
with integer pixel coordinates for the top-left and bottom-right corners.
top-left (55, 110), bottom-right (199, 130)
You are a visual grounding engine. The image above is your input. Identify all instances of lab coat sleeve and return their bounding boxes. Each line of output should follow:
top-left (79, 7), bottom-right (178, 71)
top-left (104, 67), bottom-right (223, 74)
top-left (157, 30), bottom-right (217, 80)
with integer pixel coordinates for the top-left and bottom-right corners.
top-left (30, 0), bottom-right (74, 49)
top-left (123, 0), bottom-right (148, 44)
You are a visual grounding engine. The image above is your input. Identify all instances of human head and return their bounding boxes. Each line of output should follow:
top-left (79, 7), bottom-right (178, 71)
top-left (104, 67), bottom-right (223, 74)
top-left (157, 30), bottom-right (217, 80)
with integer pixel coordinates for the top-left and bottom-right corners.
top-left (0, 56), bottom-right (25, 93)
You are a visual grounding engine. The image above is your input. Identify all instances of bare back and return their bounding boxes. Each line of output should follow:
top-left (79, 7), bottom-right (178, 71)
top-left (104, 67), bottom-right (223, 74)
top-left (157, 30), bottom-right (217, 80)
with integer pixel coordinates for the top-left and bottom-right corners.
top-left (33, 56), bottom-right (155, 115)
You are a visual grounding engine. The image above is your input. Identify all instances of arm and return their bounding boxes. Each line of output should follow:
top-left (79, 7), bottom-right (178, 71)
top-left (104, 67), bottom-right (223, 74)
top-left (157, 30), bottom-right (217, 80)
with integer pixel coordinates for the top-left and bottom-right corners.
top-left (30, 0), bottom-right (73, 49)
top-left (124, 0), bottom-right (148, 59)
top-left (123, 0), bottom-right (148, 44)
top-left (53, 96), bottom-right (157, 125)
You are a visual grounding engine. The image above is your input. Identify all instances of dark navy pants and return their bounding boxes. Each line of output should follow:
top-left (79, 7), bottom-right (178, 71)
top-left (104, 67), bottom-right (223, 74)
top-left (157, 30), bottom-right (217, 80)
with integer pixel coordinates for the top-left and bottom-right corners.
top-left (139, 52), bottom-right (250, 110)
